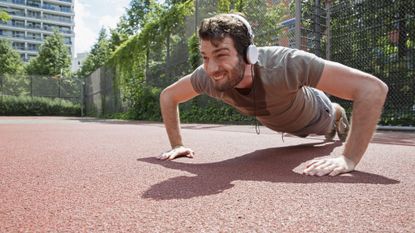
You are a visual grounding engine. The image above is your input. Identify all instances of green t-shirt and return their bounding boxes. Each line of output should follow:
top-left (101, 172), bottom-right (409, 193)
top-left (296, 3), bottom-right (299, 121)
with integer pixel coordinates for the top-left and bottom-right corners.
top-left (190, 46), bottom-right (325, 133)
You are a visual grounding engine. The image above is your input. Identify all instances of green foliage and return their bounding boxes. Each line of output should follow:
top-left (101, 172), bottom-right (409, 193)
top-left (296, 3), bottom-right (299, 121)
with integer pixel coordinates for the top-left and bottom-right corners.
top-left (0, 39), bottom-right (25, 75)
top-left (0, 74), bottom-right (30, 96)
top-left (180, 96), bottom-right (252, 123)
top-left (0, 95), bottom-right (80, 116)
top-left (379, 113), bottom-right (415, 126)
top-left (127, 85), bottom-right (162, 121)
top-left (187, 33), bottom-right (201, 69)
top-left (328, 0), bottom-right (414, 125)
top-left (78, 28), bottom-right (113, 78)
top-left (0, 11), bottom-right (11, 22)
top-left (26, 30), bottom-right (71, 76)
top-left (123, 0), bottom-right (160, 34)
top-left (109, 0), bottom-right (194, 117)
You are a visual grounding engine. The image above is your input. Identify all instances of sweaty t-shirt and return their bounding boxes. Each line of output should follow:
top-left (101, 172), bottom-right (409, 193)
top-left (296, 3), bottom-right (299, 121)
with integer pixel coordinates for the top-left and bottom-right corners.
top-left (190, 46), bottom-right (325, 133)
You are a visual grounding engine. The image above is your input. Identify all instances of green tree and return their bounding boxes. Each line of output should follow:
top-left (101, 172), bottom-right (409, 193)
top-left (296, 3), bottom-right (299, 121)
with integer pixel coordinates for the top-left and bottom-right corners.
top-left (0, 39), bottom-right (27, 96)
top-left (78, 28), bottom-right (112, 77)
top-left (0, 39), bottom-right (24, 75)
top-left (109, 18), bottom-right (130, 52)
top-left (0, 11), bottom-right (11, 22)
top-left (121, 0), bottom-right (161, 35)
top-left (26, 30), bottom-right (71, 76)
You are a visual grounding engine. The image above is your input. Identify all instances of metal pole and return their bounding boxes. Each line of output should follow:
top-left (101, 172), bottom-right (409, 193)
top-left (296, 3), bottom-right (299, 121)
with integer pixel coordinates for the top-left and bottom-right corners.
top-left (195, 0), bottom-right (198, 34)
top-left (295, 0), bottom-right (302, 50)
top-left (326, 0), bottom-right (332, 60)
top-left (80, 79), bottom-right (84, 117)
top-left (30, 75), bottom-right (33, 97)
top-left (315, 0), bottom-right (321, 57)
top-left (0, 76), bottom-right (3, 97)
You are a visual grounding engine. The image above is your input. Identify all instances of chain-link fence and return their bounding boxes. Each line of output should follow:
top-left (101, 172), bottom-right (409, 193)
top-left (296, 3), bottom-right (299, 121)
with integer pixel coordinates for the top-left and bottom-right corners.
top-left (84, 67), bottom-right (124, 117)
top-left (298, 0), bottom-right (415, 123)
top-left (0, 74), bottom-right (83, 104)
top-left (329, 0), bottom-right (414, 122)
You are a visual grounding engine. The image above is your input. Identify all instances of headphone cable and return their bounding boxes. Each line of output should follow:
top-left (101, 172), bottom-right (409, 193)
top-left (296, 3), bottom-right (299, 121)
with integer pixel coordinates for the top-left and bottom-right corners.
top-left (252, 64), bottom-right (260, 135)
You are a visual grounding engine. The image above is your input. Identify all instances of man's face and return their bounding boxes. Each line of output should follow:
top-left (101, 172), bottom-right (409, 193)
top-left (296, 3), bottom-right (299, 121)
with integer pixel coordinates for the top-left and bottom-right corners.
top-left (200, 37), bottom-right (246, 91)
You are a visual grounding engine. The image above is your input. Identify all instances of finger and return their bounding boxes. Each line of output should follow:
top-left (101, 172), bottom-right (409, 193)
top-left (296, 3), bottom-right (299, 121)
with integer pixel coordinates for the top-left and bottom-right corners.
top-left (329, 167), bottom-right (344, 176)
top-left (168, 152), bottom-right (179, 160)
top-left (305, 159), bottom-right (320, 168)
top-left (159, 151), bottom-right (172, 160)
top-left (157, 153), bottom-right (166, 160)
top-left (315, 167), bottom-right (333, 176)
top-left (168, 149), bottom-right (191, 160)
top-left (186, 150), bottom-right (194, 158)
top-left (304, 160), bottom-right (327, 174)
top-left (306, 159), bottom-right (326, 168)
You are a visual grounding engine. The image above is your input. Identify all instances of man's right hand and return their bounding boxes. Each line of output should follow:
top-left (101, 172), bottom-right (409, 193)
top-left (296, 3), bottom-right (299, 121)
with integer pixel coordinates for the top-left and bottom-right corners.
top-left (157, 146), bottom-right (195, 160)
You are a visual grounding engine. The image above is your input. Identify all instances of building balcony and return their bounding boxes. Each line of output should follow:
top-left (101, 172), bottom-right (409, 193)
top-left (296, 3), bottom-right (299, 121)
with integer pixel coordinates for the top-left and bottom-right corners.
top-left (41, 6), bottom-right (74, 16)
top-left (44, 0), bottom-right (72, 6)
top-left (0, 0), bottom-right (26, 6)
top-left (8, 12), bottom-right (73, 25)
top-left (42, 16), bottom-right (74, 26)
top-left (0, 21), bottom-right (26, 29)
top-left (42, 26), bottom-right (73, 35)
top-left (0, 33), bottom-right (42, 42)
top-left (0, 0), bottom-right (74, 15)
top-left (1, 22), bottom-right (73, 36)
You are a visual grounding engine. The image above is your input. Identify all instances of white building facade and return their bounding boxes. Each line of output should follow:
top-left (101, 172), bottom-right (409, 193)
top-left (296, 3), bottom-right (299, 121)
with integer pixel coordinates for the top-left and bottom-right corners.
top-left (0, 0), bottom-right (75, 62)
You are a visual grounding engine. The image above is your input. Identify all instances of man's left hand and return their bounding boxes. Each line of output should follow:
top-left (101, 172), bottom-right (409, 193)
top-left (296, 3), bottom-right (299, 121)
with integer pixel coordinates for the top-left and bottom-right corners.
top-left (303, 155), bottom-right (356, 176)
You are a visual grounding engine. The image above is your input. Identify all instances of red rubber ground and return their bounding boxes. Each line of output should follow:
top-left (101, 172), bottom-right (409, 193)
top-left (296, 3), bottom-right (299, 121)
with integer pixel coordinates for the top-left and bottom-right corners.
top-left (0, 116), bottom-right (414, 232)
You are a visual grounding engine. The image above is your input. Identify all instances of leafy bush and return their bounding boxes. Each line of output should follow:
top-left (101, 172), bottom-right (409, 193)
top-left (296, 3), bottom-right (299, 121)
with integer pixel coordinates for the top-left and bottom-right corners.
top-left (180, 96), bottom-right (253, 124)
top-left (379, 113), bottom-right (415, 126)
top-left (0, 95), bottom-right (80, 116)
top-left (122, 85), bottom-right (253, 124)
top-left (128, 85), bottom-right (162, 121)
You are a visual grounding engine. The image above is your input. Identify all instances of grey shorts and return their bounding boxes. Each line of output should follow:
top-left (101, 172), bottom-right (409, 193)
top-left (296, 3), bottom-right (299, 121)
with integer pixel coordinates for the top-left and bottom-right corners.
top-left (291, 89), bottom-right (335, 137)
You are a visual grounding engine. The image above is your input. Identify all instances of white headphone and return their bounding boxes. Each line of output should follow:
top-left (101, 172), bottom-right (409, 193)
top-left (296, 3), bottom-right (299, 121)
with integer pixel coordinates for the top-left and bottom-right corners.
top-left (229, 14), bottom-right (258, 64)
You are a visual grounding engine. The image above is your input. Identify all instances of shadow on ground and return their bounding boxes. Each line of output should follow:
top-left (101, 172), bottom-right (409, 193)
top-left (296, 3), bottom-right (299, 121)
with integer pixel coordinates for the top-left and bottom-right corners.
top-left (371, 131), bottom-right (415, 146)
top-left (137, 142), bottom-right (399, 200)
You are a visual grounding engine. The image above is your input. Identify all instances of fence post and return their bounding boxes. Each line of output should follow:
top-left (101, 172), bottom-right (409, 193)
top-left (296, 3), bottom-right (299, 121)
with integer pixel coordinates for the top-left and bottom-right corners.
top-left (30, 76), bottom-right (33, 97)
top-left (314, 0), bottom-right (321, 56)
top-left (0, 76), bottom-right (3, 97)
top-left (195, 0), bottom-right (198, 33)
top-left (326, 0), bottom-right (332, 60)
top-left (295, 0), bottom-right (302, 50)
top-left (80, 79), bottom-right (84, 117)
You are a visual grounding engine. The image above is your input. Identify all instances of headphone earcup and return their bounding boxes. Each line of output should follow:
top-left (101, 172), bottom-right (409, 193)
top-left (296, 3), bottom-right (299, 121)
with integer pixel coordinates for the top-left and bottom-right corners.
top-left (246, 44), bottom-right (258, 64)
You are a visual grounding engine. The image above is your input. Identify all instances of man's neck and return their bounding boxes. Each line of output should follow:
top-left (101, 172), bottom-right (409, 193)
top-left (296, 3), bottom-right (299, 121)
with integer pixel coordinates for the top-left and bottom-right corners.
top-left (235, 64), bottom-right (254, 89)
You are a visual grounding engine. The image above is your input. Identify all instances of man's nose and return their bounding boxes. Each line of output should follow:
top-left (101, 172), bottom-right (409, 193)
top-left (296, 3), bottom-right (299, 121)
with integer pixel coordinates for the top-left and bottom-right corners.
top-left (205, 59), bottom-right (219, 76)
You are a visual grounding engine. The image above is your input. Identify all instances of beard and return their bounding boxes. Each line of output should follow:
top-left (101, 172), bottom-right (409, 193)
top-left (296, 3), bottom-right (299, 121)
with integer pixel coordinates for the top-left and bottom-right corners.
top-left (212, 56), bottom-right (246, 92)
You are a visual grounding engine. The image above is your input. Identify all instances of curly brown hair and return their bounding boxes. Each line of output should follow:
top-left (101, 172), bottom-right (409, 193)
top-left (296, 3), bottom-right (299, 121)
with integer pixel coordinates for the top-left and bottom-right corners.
top-left (198, 13), bottom-right (253, 62)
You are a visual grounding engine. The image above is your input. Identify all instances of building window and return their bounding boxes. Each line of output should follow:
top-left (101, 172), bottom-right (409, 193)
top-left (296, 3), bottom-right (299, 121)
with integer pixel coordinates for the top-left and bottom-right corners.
top-left (14, 0), bottom-right (25, 5)
top-left (61, 6), bottom-right (71, 13)
top-left (12, 20), bottom-right (25, 28)
top-left (27, 21), bottom-right (41, 29)
top-left (27, 0), bottom-right (41, 8)
top-left (13, 42), bottom-right (25, 50)
top-left (28, 43), bottom-right (38, 51)
top-left (12, 31), bottom-right (25, 38)
top-left (27, 10), bottom-right (41, 19)
top-left (27, 32), bottom-right (41, 40)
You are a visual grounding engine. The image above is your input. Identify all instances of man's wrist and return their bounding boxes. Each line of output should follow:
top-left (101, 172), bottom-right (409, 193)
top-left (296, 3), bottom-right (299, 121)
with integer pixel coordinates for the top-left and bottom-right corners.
top-left (171, 144), bottom-right (184, 149)
top-left (341, 155), bottom-right (357, 168)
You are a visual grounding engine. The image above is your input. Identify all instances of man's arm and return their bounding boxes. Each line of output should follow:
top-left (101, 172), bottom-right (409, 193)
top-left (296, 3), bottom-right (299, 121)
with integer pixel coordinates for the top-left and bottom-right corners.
top-left (304, 60), bottom-right (388, 176)
top-left (158, 74), bottom-right (200, 160)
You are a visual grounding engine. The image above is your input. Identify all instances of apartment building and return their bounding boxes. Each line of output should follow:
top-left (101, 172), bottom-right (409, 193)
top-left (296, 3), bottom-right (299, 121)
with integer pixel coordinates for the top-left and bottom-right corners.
top-left (0, 0), bottom-right (74, 62)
